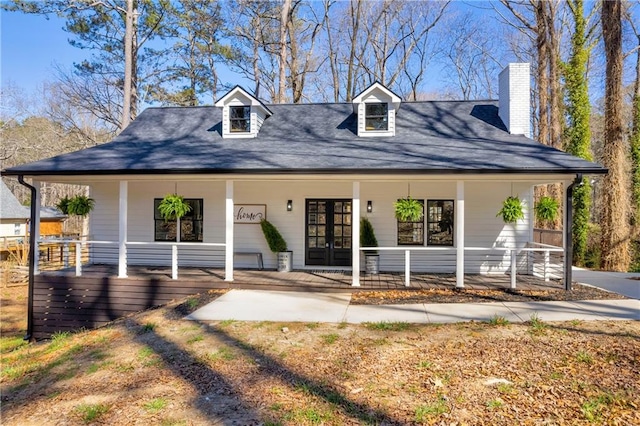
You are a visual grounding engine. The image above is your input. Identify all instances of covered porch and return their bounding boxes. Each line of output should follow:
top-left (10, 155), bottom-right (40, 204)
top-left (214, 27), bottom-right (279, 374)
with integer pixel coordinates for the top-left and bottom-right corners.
top-left (26, 175), bottom-right (573, 289)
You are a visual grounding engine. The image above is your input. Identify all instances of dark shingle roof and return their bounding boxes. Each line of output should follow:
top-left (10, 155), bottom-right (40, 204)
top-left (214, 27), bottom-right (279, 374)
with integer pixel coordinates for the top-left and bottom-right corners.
top-left (2, 101), bottom-right (605, 176)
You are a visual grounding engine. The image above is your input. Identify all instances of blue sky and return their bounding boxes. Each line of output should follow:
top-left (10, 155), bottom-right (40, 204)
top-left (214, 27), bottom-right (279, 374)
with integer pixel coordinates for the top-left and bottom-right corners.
top-left (1, 11), bottom-right (86, 92)
top-left (0, 9), bottom-right (248, 98)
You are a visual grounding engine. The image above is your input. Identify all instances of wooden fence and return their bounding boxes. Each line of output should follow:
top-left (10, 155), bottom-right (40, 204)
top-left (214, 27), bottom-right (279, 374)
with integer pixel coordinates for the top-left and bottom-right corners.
top-left (32, 275), bottom-right (221, 340)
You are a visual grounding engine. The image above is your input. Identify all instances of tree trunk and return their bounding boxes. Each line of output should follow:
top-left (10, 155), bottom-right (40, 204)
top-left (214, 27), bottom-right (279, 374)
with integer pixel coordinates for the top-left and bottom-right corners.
top-left (121, 0), bottom-right (135, 130)
top-left (277, 0), bottom-right (292, 103)
top-left (600, 0), bottom-right (630, 271)
top-left (345, 0), bottom-right (362, 102)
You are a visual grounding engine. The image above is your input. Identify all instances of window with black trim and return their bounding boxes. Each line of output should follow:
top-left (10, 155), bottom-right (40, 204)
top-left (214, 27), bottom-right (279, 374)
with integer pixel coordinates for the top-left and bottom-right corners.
top-left (397, 199), bottom-right (424, 245)
top-left (230, 106), bottom-right (250, 132)
top-left (365, 103), bottom-right (388, 130)
top-left (154, 198), bottom-right (203, 242)
top-left (427, 200), bottom-right (454, 246)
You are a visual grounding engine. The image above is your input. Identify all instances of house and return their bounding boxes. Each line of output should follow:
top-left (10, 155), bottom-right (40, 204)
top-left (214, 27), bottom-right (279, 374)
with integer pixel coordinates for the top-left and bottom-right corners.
top-left (1, 64), bottom-right (606, 337)
top-left (0, 180), bottom-right (66, 259)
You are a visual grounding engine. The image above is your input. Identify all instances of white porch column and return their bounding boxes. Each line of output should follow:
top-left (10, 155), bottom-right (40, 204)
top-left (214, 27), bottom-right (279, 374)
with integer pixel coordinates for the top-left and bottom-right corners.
top-left (33, 180), bottom-right (41, 275)
top-left (118, 181), bottom-right (128, 278)
top-left (352, 181), bottom-right (361, 287)
top-left (455, 180), bottom-right (465, 288)
top-left (225, 180), bottom-right (234, 282)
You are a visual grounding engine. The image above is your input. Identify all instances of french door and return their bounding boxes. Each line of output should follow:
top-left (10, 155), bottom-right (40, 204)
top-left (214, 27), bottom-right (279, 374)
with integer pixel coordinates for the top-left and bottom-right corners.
top-left (305, 199), bottom-right (352, 267)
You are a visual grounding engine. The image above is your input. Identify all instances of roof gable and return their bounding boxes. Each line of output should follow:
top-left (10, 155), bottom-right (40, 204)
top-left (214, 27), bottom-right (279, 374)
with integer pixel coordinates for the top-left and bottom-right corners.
top-left (352, 82), bottom-right (402, 113)
top-left (214, 85), bottom-right (272, 116)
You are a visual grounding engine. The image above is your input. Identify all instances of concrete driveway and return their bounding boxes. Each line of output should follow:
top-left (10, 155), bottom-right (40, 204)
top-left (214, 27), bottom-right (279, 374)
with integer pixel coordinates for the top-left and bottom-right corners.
top-left (186, 289), bottom-right (639, 324)
top-left (573, 267), bottom-right (640, 299)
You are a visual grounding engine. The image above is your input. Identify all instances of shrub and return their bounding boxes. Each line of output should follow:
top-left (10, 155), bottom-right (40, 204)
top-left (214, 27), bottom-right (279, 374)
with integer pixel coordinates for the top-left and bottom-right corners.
top-left (260, 219), bottom-right (287, 253)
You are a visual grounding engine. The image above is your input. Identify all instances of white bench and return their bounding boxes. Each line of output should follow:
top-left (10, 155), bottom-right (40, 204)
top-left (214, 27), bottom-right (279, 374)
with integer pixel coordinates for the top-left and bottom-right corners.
top-left (234, 251), bottom-right (264, 270)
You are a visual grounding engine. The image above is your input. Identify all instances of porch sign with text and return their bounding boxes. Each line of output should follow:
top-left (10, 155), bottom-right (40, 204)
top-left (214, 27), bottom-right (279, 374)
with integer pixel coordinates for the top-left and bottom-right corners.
top-left (234, 204), bottom-right (266, 224)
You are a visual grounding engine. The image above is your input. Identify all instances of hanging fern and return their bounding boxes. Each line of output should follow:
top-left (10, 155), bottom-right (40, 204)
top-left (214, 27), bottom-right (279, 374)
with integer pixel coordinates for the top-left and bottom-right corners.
top-left (158, 194), bottom-right (191, 221)
top-left (56, 196), bottom-right (72, 215)
top-left (534, 196), bottom-right (559, 225)
top-left (394, 197), bottom-right (423, 222)
top-left (66, 195), bottom-right (95, 217)
top-left (260, 219), bottom-right (288, 253)
top-left (497, 196), bottom-right (525, 224)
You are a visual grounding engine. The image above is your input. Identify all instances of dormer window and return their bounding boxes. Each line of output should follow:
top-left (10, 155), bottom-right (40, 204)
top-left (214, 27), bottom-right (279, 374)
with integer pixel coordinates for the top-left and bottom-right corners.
top-left (352, 82), bottom-right (401, 137)
top-left (365, 103), bottom-right (388, 131)
top-left (230, 106), bottom-right (250, 133)
top-left (215, 86), bottom-right (273, 139)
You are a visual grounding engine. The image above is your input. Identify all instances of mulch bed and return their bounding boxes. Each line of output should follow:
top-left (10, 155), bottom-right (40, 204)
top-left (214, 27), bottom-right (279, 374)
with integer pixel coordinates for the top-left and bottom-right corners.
top-left (350, 283), bottom-right (629, 305)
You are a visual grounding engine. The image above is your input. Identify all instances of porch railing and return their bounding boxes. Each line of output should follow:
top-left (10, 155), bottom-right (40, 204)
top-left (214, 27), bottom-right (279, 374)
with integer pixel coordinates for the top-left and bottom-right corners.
top-left (35, 239), bottom-right (226, 279)
top-left (361, 243), bottom-right (564, 288)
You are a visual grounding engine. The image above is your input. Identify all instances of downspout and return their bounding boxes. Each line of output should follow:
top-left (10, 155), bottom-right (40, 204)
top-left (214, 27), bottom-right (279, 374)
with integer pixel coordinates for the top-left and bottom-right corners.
top-left (17, 176), bottom-right (36, 341)
top-left (564, 174), bottom-right (582, 291)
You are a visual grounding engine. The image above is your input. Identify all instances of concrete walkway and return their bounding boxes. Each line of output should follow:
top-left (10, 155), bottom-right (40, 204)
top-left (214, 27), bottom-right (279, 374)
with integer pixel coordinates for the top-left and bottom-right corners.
top-left (186, 289), bottom-right (639, 324)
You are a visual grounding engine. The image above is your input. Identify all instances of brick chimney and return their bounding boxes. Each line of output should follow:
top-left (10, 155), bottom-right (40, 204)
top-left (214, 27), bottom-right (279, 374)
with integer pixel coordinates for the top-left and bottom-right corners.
top-left (498, 63), bottom-right (531, 139)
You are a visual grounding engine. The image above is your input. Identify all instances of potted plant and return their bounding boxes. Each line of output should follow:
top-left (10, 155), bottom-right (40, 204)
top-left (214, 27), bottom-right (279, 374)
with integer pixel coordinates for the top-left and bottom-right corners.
top-left (360, 217), bottom-right (379, 274)
top-left (497, 196), bottom-right (525, 224)
top-left (260, 219), bottom-right (291, 272)
top-left (394, 197), bottom-right (423, 222)
top-left (158, 194), bottom-right (192, 242)
top-left (534, 196), bottom-right (559, 228)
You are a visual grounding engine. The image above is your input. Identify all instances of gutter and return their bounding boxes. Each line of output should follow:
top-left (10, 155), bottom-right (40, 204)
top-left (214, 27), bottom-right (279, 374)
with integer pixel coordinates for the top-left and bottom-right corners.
top-left (17, 176), bottom-right (36, 341)
top-left (564, 174), bottom-right (582, 291)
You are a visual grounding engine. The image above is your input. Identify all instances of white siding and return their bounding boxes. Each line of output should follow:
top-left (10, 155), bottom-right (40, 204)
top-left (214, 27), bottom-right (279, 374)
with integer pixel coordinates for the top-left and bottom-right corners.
top-left (88, 178), bottom-right (537, 273)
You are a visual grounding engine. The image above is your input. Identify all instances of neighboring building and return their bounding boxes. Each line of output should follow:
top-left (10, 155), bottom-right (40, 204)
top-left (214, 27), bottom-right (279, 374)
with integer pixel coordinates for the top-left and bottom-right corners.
top-left (0, 180), bottom-right (66, 239)
top-left (2, 64), bottom-right (606, 287)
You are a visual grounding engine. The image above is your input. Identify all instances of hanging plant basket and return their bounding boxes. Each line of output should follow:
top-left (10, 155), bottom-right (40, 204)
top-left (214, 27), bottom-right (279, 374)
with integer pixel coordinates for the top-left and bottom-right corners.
top-left (394, 197), bottom-right (423, 222)
top-left (534, 196), bottom-right (559, 226)
top-left (56, 196), bottom-right (72, 215)
top-left (497, 196), bottom-right (525, 224)
top-left (158, 194), bottom-right (191, 221)
top-left (57, 195), bottom-right (95, 217)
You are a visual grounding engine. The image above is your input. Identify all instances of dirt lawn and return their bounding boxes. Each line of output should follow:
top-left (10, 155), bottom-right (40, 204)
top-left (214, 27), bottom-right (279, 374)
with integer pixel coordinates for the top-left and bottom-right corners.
top-left (1, 287), bottom-right (638, 425)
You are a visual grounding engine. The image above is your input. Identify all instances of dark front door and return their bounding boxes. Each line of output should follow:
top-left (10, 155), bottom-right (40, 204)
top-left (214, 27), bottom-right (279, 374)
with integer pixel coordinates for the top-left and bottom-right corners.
top-left (305, 199), bottom-right (352, 267)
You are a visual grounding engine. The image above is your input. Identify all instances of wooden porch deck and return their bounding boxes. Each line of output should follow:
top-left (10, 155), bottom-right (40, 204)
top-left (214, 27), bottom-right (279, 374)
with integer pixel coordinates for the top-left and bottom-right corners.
top-left (62, 264), bottom-right (563, 292)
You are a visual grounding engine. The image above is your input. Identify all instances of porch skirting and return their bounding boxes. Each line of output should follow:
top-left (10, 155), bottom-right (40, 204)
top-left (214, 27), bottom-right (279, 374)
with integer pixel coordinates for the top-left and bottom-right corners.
top-left (31, 267), bottom-right (562, 339)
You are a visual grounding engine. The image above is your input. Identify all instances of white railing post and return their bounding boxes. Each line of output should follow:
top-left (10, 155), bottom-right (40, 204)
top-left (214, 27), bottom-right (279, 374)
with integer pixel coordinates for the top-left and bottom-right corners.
top-left (172, 244), bottom-right (178, 280)
top-left (544, 250), bottom-right (550, 282)
top-left (455, 181), bottom-right (465, 288)
top-left (118, 181), bottom-right (128, 278)
top-left (63, 242), bottom-right (70, 268)
top-left (352, 182), bottom-right (361, 287)
top-left (405, 249), bottom-right (411, 287)
top-left (510, 249), bottom-right (517, 289)
top-left (225, 180), bottom-right (234, 282)
top-left (75, 242), bottom-right (82, 276)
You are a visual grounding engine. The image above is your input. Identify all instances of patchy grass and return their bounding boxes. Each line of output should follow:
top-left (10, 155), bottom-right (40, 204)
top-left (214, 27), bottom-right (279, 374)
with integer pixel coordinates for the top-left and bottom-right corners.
top-left (320, 333), bottom-right (339, 344)
top-left (0, 336), bottom-right (27, 354)
top-left (527, 313), bottom-right (548, 335)
top-left (144, 397), bottom-right (168, 413)
top-left (1, 290), bottom-right (638, 426)
top-left (75, 403), bottom-right (109, 423)
top-left (415, 395), bottom-right (448, 422)
top-left (488, 314), bottom-right (510, 326)
top-left (363, 321), bottom-right (413, 331)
